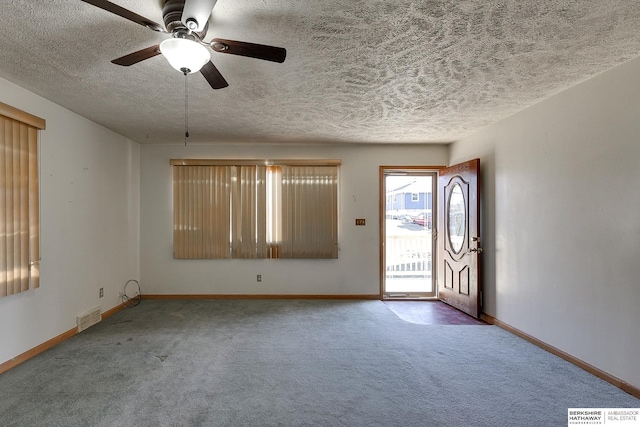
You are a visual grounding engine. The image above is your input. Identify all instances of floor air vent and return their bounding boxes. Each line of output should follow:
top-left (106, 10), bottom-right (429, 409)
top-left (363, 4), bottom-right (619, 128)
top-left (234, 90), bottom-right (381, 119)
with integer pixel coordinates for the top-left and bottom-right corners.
top-left (77, 306), bottom-right (102, 332)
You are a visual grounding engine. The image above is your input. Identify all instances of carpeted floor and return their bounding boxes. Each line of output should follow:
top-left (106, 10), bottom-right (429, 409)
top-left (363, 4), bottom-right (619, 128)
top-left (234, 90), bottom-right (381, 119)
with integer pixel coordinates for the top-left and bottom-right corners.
top-left (1, 299), bottom-right (638, 426)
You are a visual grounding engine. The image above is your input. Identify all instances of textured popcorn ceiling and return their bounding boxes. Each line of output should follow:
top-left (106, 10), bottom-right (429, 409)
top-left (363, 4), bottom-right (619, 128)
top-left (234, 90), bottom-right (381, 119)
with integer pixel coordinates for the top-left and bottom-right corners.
top-left (1, 1), bottom-right (640, 145)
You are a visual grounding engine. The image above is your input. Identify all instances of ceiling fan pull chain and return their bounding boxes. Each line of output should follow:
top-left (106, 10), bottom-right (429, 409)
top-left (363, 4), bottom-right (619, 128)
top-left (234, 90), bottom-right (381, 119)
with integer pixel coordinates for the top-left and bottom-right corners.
top-left (184, 69), bottom-right (189, 146)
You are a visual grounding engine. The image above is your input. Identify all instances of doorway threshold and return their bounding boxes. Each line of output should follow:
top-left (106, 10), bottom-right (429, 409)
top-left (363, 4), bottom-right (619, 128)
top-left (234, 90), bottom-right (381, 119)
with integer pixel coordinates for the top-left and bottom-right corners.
top-left (383, 294), bottom-right (439, 301)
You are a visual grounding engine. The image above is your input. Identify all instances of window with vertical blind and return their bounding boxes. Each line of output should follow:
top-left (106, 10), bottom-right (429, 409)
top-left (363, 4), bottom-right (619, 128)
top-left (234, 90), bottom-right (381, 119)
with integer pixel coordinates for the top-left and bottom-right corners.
top-left (172, 159), bottom-right (339, 259)
top-left (0, 102), bottom-right (44, 298)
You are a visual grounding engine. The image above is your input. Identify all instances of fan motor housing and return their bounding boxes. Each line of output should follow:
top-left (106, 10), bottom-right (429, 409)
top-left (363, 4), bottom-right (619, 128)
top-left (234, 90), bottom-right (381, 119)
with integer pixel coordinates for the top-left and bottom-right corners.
top-left (162, 0), bottom-right (208, 37)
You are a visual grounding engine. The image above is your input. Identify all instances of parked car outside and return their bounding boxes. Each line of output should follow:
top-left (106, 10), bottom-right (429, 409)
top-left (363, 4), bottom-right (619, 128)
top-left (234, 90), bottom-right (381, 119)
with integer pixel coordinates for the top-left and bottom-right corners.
top-left (400, 213), bottom-right (413, 223)
top-left (411, 212), bottom-right (432, 228)
top-left (387, 210), bottom-right (414, 222)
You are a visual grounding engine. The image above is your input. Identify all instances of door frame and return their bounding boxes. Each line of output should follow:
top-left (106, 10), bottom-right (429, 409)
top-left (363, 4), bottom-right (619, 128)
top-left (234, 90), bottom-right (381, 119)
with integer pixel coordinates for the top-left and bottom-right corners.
top-left (379, 166), bottom-right (445, 300)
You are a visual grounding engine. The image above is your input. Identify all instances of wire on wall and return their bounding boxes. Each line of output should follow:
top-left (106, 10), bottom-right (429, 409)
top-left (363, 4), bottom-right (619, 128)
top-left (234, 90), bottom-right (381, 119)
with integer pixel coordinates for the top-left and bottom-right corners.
top-left (122, 279), bottom-right (141, 308)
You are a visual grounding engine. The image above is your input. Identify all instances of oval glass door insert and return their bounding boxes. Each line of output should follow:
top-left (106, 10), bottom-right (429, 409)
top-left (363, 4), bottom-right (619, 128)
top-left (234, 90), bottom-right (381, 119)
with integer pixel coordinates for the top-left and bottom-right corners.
top-left (448, 183), bottom-right (466, 253)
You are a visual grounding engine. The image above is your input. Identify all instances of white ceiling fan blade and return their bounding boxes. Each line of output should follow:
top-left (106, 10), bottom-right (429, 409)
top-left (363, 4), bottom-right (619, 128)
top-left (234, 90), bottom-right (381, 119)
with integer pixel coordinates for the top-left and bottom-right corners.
top-left (181, 0), bottom-right (217, 32)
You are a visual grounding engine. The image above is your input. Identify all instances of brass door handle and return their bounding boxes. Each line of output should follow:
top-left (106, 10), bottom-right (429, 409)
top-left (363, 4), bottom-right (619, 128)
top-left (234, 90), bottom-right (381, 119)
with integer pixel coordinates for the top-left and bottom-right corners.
top-left (468, 247), bottom-right (483, 253)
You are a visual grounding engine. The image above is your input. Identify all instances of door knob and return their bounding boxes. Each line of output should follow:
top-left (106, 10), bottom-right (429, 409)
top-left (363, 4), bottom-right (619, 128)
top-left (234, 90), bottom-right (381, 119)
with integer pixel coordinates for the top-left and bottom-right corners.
top-left (468, 247), bottom-right (483, 253)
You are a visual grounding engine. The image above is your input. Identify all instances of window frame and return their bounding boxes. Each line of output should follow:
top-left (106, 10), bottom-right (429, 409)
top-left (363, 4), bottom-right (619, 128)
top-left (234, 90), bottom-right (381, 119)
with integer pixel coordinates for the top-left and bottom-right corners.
top-left (0, 101), bottom-right (44, 298)
top-left (171, 159), bottom-right (341, 260)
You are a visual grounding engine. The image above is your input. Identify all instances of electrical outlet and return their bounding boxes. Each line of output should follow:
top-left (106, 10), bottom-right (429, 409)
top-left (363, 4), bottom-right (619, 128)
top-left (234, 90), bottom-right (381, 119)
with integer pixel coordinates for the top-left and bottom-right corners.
top-left (99, 287), bottom-right (104, 298)
top-left (257, 274), bottom-right (262, 282)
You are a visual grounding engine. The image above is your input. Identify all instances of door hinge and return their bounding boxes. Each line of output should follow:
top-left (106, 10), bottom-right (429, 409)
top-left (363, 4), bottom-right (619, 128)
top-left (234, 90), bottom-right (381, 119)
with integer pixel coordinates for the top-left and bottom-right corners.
top-left (433, 229), bottom-right (438, 240)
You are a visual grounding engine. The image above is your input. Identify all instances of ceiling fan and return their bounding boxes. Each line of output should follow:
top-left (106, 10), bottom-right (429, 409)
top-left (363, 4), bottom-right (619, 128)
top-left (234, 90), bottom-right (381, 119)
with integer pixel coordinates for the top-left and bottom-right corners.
top-left (81, 0), bottom-right (287, 89)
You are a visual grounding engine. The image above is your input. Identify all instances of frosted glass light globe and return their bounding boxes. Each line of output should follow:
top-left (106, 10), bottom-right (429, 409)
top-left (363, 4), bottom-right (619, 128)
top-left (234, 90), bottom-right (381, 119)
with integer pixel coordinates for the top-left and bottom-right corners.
top-left (160, 38), bottom-right (210, 74)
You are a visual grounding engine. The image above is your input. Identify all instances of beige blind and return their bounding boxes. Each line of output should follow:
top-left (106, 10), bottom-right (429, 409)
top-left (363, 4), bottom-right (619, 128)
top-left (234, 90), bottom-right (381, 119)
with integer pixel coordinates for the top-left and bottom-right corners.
top-left (279, 166), bottom-right (338, 259)
top-left (172, 160), bottom-right (339, 260)
top-left (173, 165), bottom-right (232, 259)
top-left (0, 112), bottom-right (42, 297)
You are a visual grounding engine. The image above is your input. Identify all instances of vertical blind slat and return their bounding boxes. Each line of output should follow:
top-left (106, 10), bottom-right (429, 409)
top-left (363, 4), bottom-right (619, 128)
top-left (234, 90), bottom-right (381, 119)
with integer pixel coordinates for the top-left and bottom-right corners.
top-left (28, 126), bottom-right (39, 289)
top-left (7, 121), bottom-right (16, 294)
top-left (0, 119), bottom-right (6, 297)
top-left (19, 122), bottom-right (29, 292)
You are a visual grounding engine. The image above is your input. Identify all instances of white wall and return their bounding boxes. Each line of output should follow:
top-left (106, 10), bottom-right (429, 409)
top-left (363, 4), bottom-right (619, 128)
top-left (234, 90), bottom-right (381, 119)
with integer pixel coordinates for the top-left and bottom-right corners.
top-left (140, 143), bottom-right (448, 295)
top-left (0, 78), bottom-right (140, 365)
top-left (450, 56), bottom-right (640, 389)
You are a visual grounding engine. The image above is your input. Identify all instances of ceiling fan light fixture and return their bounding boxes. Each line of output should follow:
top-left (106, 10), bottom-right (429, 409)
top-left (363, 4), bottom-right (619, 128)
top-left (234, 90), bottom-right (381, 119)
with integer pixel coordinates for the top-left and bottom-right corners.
top-left (160, 38), bottom-right (209, 74)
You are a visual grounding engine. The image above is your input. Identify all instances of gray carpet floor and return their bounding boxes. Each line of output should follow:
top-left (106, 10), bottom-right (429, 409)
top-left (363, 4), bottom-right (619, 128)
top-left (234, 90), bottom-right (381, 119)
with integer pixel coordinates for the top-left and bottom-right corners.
top-left (1, 299), bottom-right (638, 426)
